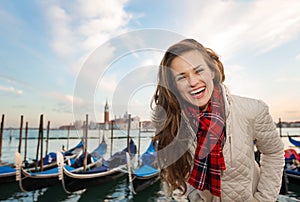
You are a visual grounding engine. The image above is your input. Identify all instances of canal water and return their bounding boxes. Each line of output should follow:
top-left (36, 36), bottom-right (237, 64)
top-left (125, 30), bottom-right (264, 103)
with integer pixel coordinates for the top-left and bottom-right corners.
top-left (0, 128), bottom-right (299, 201)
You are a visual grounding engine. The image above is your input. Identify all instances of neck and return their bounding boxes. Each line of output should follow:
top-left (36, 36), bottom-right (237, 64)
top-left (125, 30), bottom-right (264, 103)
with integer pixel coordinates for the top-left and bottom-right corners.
top-left (199, 103), bottom-right (209, 112)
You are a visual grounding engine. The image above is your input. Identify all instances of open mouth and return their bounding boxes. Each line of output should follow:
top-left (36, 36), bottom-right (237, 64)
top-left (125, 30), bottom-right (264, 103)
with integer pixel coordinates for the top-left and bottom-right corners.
top-left (190, 87), bottom-right (206, 96)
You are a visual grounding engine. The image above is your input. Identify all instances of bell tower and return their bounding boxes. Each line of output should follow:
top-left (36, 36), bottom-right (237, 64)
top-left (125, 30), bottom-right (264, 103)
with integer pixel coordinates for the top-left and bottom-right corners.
top-left (104, 99), bottom-right (109, 129)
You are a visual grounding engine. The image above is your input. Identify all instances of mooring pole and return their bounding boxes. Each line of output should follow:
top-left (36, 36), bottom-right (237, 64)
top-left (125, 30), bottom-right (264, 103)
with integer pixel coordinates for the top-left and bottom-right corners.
top-left (18, 115), bottom-right (23, 153)
top-left (279, 118), bottom-right (282, 137)
top-left (24, 122), bottom-right (28, 162)
top-left (138, 121), bottom-right (141, 165)
top-left (0, 114), bottom-right (4, 161)
top-left (35, 114), bottom-right (43, 171)
top-left (83, 114), bottom-right (88, 172)
top-left (45, 121), bottom-right (50, 156)
top-left (127, 114), bottom-right (131, 154)
top-left (110, 120), bottom-right (114, 157)
top-left (39, 115), bottom-right (44, 171)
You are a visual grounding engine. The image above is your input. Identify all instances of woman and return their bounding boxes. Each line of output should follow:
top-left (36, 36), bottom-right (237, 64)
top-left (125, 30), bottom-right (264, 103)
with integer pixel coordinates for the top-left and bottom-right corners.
top-left (151, 39), bottom-right (284, 201)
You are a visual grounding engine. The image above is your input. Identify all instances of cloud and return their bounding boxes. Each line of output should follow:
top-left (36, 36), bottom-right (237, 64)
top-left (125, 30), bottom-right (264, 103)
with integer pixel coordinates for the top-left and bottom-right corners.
top-left (181, 0), bottom-right (300, 59)
top-left (52, 102), bottom-right (72, 114)
top-left (0, 76), bottom-right (25, 95)
top-left (97, 75), bottom-right (118, 93)
top-left (41, 0), bottom-right (132, 65)
top-left (48, 91), bottom-right (88, 117)
top-left (49, 91), bottom-right (84, 106)
top-left (296, 53), bottom-right (300, 61)
top-left (0, 75), bottom-right (29, 86)
top-left (46, 4), bottom-right (74, 57)
top-left (224, 63), bottom-right (263, 98)
top-left (0, 85), bottom-right (23, 95)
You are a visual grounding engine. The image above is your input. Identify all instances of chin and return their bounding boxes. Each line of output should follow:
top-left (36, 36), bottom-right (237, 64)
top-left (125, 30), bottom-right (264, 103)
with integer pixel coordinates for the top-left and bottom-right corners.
top-left (197, 99), bottom-right (209, 106)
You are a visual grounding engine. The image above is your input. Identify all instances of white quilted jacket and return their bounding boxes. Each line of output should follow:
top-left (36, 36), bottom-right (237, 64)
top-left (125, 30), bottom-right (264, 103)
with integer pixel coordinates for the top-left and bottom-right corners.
top-left (185, 85), bottom-right (285, 202)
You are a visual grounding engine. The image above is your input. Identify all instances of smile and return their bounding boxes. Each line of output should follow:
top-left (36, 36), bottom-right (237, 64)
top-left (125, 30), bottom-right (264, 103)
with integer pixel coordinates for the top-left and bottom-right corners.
top-left (190, 87), bottom-right (206, 95)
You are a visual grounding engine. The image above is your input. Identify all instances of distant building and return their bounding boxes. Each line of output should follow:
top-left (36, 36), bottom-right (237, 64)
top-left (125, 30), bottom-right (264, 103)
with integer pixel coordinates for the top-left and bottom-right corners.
top-left (141, 121), bottom-right (155, 131)
top-left (290, 122), bottom-right (300, 128)
top-left (131, 115), bottom-right (141, 129)
top-left (74, 120), bottom-right (83, 129)
top-left (89, 121), bottom-right (98, 130)
top-left (58, 100), bottom-right (149, 130)
top-left (58, 125), bottom-right (75, 130)
top-left (276, 120), bottom-right (300, 128)
top-left (104, 100), bottom-right (109, 129)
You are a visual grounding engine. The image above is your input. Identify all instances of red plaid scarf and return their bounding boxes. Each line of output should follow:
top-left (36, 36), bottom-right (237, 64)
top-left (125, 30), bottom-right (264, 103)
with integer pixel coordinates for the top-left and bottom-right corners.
top-left (184, 85), bottom-right (226, 197)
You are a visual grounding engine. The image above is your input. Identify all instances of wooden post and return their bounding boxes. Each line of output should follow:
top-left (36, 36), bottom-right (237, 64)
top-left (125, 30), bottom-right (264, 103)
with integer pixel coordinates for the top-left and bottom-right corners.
top-left (9, 128), bottom-right (12, 143)
top-left (39, 115), bottom-right (44, 171)
top-left (138, 121), bottom-right (141, 165)
top-left (67, 123), bottom-right (71, 150)
top-left (18, 115), bottom-right (23, 153)
top-left (82, 121), bottom-right (85, 142)
top-left (127, 114), bottom-right (131, 154)
top-left (279, 118), bottom-right (282, 137)
top-left (99, 125), bottom-right (101, 144)
top-left (0, 114), bottom-right (4, 161)
top-left (45, 121), bottom-right (50, 156)
top-left (35, 115), bottom-right (43, 172)
top-left (110, 120), bottom-right (114, 157)
top-left (40, 116), bottom-right (44, 171)
top-left (83, 114), bottom-right (88, 172)
top-left (24, 122), bottom-right (28, 162)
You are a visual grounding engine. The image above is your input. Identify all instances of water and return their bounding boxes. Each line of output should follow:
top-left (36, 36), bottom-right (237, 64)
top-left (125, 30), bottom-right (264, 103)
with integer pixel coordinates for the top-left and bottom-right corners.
top-left (0, 128), bottom-right (300, 201)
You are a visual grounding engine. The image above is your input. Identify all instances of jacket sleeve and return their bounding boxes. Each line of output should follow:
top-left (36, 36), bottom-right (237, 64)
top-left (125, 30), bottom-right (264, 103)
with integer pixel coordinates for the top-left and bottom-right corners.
top-left (253, 100), bottom-right (284, 202)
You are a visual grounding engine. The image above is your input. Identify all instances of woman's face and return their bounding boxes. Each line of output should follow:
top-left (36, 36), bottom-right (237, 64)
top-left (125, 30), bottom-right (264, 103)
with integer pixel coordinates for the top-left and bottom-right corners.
top-left (170, 50), bottom-right (215, 108)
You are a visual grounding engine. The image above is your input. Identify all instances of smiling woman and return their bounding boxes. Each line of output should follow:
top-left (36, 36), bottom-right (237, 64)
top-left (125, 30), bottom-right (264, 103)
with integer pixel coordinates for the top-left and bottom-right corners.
top-left (171, 51), bottom-right (215, 109)
top-left (151, 39), bottom-right (284, 202)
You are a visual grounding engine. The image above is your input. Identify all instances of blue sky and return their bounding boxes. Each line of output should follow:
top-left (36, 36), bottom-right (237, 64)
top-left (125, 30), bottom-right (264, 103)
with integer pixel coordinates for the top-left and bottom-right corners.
top-left (1, 0), bottom-right (300, 128)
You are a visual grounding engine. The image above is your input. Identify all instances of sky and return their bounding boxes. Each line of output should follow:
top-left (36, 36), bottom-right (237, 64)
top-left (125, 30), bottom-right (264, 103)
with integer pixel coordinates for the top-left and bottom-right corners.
top-left (1, 0), bottom-right (300, 128)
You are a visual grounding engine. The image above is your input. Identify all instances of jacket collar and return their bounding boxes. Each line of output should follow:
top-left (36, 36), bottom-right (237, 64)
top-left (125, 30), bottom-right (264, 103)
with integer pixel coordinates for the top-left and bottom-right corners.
top-left (220, 84), bottom-right (232, 119)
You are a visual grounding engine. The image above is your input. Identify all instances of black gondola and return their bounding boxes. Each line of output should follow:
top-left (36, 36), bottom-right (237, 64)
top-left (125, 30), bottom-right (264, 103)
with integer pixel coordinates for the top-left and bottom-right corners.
top-left (0, 141), bottom-right (83, 184)
top-left (15, 140), bottom-right (106, 191)
top-left (288, 136), bottom-right (300, 148)
top-left (58, 139), bottom-right (137, 193)
top-left (130, 140), bottom-right (159, 193)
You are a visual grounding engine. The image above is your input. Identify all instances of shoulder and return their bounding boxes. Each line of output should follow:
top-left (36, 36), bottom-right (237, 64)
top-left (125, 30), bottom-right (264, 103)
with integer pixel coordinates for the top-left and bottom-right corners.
top-left (221, 84), bottom-right (270, 117)
top-left (232, 95), bottom-right (267, 109)
top-left (233, 95), bottom-right (269, 117)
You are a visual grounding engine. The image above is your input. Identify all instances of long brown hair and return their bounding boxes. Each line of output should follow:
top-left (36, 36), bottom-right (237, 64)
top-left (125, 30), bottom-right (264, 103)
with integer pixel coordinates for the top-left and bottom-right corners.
top-left (151, 39), bottom-right (225, 194)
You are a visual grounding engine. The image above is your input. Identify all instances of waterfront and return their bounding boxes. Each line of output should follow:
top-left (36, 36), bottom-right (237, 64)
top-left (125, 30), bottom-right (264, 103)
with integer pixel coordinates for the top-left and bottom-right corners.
top-left (0, 128), bottom-right (300, 201)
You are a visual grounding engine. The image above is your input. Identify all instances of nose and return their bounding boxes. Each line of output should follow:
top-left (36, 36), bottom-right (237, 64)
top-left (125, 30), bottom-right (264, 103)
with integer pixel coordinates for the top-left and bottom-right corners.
top-left (188, 73), bottom-right (198, 87)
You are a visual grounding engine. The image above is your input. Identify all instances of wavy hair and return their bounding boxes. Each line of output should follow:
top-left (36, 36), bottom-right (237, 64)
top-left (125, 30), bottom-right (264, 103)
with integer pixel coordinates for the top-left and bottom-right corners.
top-left (151, 39), bottom-right (225, 194)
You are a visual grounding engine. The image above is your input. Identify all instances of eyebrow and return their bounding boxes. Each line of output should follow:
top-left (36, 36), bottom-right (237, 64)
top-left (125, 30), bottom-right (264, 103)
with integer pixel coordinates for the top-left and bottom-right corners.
top-left (194, 65), bottom-right (203, 71)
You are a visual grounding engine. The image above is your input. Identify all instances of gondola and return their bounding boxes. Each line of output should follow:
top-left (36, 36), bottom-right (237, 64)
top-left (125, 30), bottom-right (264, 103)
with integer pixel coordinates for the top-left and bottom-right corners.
top-left (15, 140), bottom-right (106, 191)
top-left (130, 140), bottom-right (159, 193)
top-left (0, 164), bottom-right (16, 183)
top-left (284, 148), bottom-right (300, 182)
top-left (58, 139), bottom-right (137, 193)
top-left (288, 136), bottom-right (300, 148)
top-left (0, 141), bottom-right (83, 184)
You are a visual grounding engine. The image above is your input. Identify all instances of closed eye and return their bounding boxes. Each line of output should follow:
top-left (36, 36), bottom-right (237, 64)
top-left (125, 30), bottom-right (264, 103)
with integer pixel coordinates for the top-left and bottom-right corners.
top-left (195, 66), bottom-right (204, 74)
top-left (176, 74), bottom-right (185, 81)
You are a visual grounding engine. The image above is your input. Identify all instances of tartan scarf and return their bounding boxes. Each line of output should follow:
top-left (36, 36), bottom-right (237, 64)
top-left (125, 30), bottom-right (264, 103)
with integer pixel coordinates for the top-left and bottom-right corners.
top-left (183, 85), bottom-right (226, 197)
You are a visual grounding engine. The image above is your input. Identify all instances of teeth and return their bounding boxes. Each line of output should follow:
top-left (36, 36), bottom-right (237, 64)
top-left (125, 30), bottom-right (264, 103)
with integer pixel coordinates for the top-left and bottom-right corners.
top-left (190, 87), bottom-right (205, 95)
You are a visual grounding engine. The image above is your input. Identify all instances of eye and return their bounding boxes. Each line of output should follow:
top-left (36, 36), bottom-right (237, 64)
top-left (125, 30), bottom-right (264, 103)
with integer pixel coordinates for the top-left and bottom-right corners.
top-left (195, 67), bottom-right (204, 74)
top-left (176, 75), bottom-right (185, 81)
